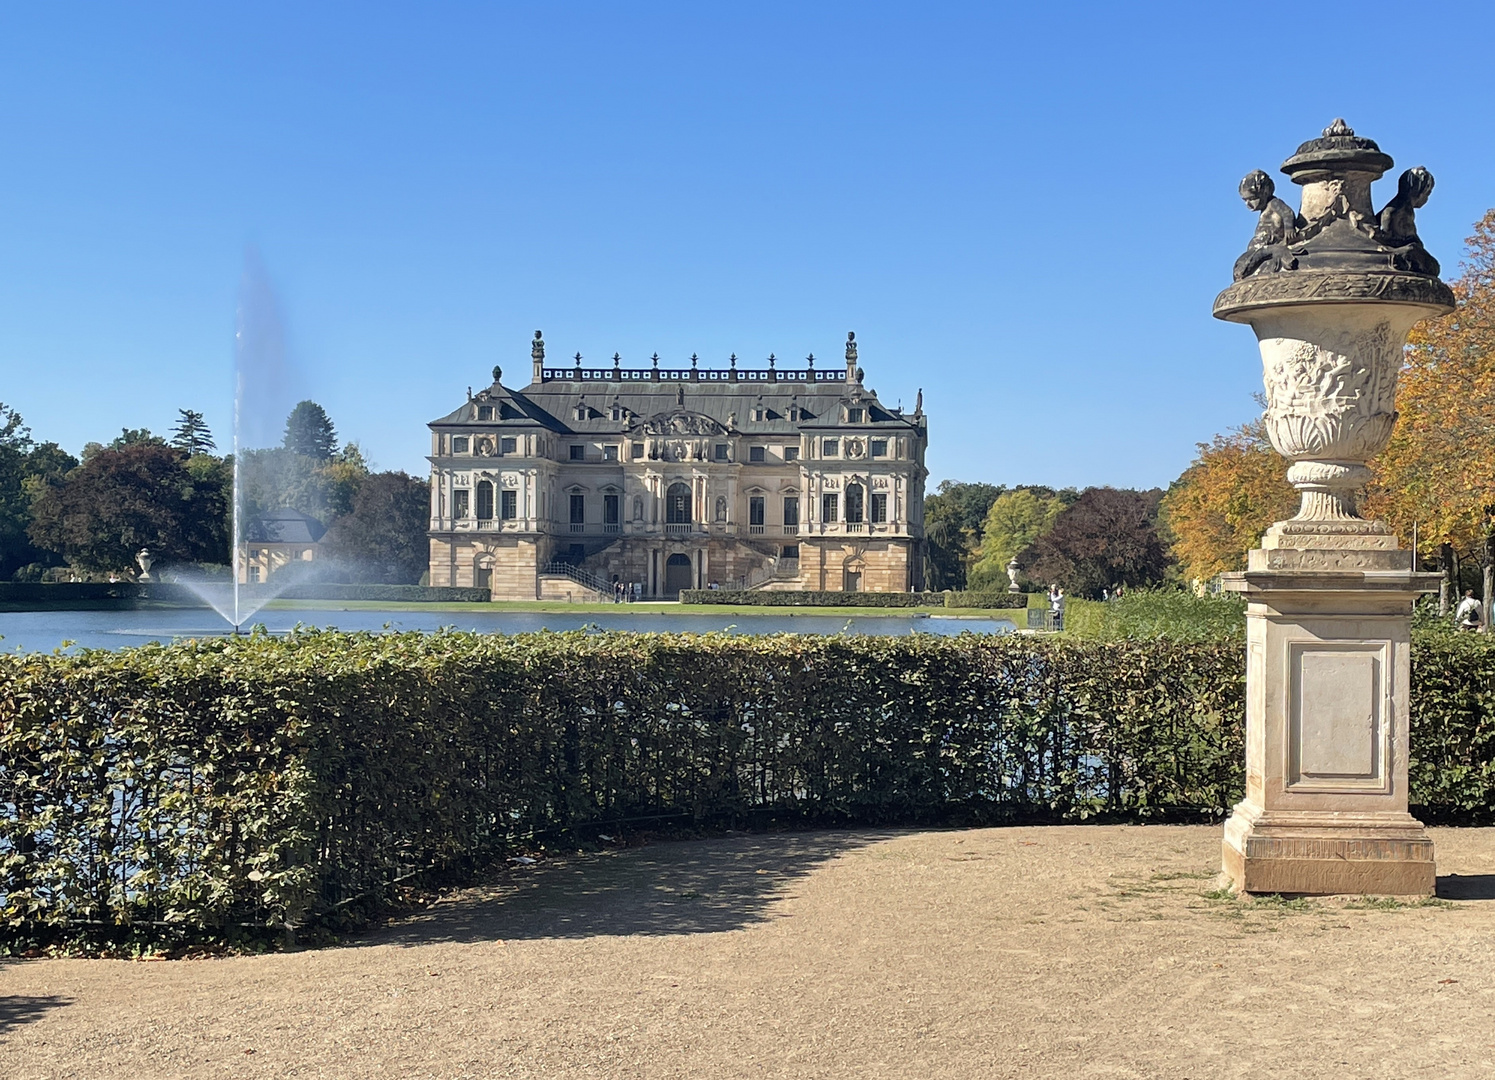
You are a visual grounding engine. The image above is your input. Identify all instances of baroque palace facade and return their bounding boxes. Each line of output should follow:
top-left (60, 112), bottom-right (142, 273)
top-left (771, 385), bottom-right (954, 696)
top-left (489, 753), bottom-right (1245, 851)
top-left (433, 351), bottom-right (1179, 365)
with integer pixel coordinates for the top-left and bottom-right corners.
top-left (426, 332), bottom-right (928, 599)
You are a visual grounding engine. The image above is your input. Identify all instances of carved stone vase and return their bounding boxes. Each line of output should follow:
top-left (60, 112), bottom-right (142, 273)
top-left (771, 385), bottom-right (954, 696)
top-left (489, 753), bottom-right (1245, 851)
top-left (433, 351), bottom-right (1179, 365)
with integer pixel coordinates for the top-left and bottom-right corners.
top-left (1213, 121), bottom-right (1454, 897)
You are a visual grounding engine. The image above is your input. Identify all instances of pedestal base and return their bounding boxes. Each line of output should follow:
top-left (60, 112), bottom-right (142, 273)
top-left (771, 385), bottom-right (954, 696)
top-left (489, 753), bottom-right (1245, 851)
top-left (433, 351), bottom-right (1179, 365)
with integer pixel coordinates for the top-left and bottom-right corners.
top-left (1222, 805), bottom-right (1435, 897)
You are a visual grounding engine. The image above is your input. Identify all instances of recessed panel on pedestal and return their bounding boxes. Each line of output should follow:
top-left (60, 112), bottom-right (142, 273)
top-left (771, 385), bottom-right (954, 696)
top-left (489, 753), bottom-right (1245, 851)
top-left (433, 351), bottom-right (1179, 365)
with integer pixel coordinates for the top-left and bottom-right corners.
top-left (1287, 642), bottom-right (1389, 793)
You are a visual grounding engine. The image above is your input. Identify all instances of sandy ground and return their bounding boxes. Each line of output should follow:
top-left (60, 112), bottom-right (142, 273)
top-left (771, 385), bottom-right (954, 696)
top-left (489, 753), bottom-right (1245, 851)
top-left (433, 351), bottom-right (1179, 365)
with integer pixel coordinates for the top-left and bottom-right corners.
top-left (4, 824), bottom-right (1495, 1079)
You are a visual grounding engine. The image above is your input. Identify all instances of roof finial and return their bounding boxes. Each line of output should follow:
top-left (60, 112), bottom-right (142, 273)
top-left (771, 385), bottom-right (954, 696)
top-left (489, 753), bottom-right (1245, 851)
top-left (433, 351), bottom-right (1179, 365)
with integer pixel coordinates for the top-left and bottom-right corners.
top-left (532, 330), bottom-right (545, 383)
top-left (1324, 117), bottom-right (1354, 137)
top-left (492, 365), bottom-right (503, 385)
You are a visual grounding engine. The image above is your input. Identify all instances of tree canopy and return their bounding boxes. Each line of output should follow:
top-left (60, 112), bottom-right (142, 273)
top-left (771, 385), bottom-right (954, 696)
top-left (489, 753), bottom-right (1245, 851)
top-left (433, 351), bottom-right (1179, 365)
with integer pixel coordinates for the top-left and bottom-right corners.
top-left (321, 471), bottom-right (431, 583)
top-left (1020, 487), bottom-right (1170, 598)
top-left (968, 488), bottom-right (1065, 589)
top-left (1159, 418), bottom-right (1297, 583)
top-left (170, 409), bottom-right (216, 456)
top-left (28, 442), bottom-right (229, 573)
top-left (283, 400), bottom-right (338, 460)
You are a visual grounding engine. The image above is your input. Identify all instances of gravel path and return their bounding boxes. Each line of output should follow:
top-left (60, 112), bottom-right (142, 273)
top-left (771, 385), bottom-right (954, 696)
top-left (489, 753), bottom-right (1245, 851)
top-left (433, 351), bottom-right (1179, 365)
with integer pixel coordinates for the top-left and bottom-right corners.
top-left (5, 825), bottom-right (1495, 1079)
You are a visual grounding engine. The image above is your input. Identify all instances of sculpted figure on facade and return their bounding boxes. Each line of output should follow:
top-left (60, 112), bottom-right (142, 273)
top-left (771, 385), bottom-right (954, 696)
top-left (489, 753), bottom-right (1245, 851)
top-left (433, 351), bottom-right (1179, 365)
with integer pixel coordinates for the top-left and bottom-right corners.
top-left (1378, 166), bottom-right (1439, 276)
top-left (1233, 170), bottom-right (1300, 280)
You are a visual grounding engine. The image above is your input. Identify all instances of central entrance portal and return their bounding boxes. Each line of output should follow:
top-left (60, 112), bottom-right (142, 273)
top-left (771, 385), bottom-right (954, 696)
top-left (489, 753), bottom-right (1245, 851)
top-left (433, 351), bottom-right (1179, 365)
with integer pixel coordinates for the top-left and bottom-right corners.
top-left (664, 552), bottom-right (693, 597)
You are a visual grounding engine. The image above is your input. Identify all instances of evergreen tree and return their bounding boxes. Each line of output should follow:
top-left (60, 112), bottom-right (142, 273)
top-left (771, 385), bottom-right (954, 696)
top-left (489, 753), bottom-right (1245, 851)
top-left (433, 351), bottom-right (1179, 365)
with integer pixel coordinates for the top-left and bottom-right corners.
top-left (283, 400), bottom-right (338, 460)
top-left (170, 409), bottom-right (216, 455)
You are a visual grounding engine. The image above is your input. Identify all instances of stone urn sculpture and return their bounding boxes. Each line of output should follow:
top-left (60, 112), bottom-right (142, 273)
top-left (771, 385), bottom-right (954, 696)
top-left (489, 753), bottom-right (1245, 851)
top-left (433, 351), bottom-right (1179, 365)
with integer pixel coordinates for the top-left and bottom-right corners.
top-left (135, 548), bottom-right (154, 582)
top-left (1006, 556), bottom-right (1021, 593)
top-left (1214, 120), bottom-right (1453, 897)
top-left (1214, 120), bottom-right (1454, 553)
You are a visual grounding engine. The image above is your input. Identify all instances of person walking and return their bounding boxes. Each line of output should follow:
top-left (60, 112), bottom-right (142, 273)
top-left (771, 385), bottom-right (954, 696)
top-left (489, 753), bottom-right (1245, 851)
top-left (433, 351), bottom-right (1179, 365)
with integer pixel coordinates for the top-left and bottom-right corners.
top-left (1455, 589), bottom-right (1483, 631)
top-left (1049, 584), bottom-right (1066, 632)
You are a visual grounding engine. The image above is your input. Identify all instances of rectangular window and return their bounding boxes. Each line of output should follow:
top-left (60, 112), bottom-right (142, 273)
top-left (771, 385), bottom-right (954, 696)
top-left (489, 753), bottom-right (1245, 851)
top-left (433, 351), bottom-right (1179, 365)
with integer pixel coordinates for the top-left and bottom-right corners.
top-left (750, 496), bottom-right (765, 526)
top-left (476, 483), bottom-right (494, 520)
top-left (604, 493), bottom-right (620, 525)
top-left (784, 446), bottom-right (799, 462)
top-left (500, 436), bottom-right (517, 455)
top-left (783, 496), bottom-right (799, 527)
top-left (847, 407), bottom-right (864, 423)
top-left (845, 486), bottom-right (864, 524)
top-left (451, 436), bottom-right (470, 454)
top-left (781, 544), bottom-right (799, 559)
top-left (501, 489), bottom-right (517, 520)
top-left (749, 445), bottom-right (765, 463)
top-left (631, 442), bottom-right (645, 459)
top-left (822, 438), bottom-right (839, 457)
top-left (477, 406), bottom-right (494, 421)
top-left (604, 444), bottom-right (618, 462)
top-left (248, 566), bottom-right (261, 583)
top-left (871, 492), bottom-right (887, 523)
top-left (569, 493), bottom-right (585, 524)
top-left (870, 438), bottom-right (887, 458)
top-left (453, 489), bottom-right (470, 518)
top-left (822, 493), bottom-right (839, 523)
top-left (714, 443), bottom-right (729, 461)
top-left (569, 445), bottom-right (585, 461)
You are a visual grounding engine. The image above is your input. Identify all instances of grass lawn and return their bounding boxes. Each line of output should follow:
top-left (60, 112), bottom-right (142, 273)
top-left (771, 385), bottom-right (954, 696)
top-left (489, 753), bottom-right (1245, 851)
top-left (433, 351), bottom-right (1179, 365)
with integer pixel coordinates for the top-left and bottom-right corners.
top-left (265, 597), bottom-right (1023, 619)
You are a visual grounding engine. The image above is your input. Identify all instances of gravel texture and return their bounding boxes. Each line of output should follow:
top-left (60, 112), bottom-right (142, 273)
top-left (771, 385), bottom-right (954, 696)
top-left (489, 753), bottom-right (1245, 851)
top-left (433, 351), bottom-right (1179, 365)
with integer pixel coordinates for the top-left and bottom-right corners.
top-left (4, 824), bottom-right (1494, 1079)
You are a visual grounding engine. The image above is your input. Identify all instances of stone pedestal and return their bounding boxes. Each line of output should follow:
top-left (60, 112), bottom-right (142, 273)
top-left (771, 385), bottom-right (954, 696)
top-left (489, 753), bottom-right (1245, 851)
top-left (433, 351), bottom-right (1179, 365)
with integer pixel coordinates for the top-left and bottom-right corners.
top-left (1221, 538), bottom-right (1439, 896)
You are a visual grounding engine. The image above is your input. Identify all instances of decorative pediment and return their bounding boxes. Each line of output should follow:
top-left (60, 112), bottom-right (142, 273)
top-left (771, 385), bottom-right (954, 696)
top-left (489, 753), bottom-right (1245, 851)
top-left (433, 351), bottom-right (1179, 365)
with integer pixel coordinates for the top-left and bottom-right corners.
top-left (635, 410), bottom-right (727, 437)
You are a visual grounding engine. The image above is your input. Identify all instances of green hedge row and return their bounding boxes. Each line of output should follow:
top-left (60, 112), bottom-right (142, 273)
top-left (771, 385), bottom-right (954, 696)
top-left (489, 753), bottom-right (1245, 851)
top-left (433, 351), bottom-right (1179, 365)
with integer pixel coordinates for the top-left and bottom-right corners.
top-left (2, 628), bottom-right (1492, 950)
top-left (0, 581), bottom-right (490, 610)
top-left (941, 591), bottom-right (1031, 609)
top-left (682, 589), bottom-right (944, 606)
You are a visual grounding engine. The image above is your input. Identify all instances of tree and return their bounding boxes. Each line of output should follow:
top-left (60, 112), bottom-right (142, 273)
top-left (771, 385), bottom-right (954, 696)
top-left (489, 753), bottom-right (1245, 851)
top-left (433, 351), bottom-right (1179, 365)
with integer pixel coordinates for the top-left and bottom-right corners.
top-left (283, 400), bottom-right (338, 460)
top-left (28, 442), bottom-right (228, 573)
top-left (170, 409), bottom-right (216, 455)
top-left (968, 488), bottom-right (1064, 589)
top-left (1159, 418), bottom-right (1297, 583)
top-left (1363, 208), bottom-right (1495, 560)
top-left (0, 404), bottom-right (80, 579)
top-left (922, 481), bottom-right (1006, 589)
top-left (238, 441), bottom-right (369, 525)
top-left (320, 472), bottom-right (430, 583)
top-left (1020, 487), bottom-right (1171, 598)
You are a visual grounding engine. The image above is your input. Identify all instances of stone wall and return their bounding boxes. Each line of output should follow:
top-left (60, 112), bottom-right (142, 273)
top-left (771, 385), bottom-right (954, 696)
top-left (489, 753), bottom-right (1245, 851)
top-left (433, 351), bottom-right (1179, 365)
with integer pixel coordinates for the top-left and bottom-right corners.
top-left (794, 538), bottom-right (918, 592)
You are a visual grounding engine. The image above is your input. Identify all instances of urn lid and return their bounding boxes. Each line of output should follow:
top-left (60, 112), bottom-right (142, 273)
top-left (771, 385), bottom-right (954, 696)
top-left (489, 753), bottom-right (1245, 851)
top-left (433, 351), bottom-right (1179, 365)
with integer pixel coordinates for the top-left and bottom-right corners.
top-left (1281, 118), bottom-right (1393, 184)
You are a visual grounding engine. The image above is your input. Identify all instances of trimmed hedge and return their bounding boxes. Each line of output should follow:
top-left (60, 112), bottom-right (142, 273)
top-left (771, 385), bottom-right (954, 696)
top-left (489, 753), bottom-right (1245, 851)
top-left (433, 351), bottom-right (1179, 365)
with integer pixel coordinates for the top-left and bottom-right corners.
top-left (0, 581), bottom-right (490, 610)
top-left (682, 589), bottom-right (944, 607)
top-left (2, 628), bottom-right (1492, 950)
top-left (942, 591), bottom-right (1031, 610)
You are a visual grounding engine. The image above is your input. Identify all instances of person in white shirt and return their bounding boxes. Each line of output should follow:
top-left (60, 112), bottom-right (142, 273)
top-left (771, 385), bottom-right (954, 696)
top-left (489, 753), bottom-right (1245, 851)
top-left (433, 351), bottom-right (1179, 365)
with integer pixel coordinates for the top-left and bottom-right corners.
top-left (1454, 589), bottom-right (1483, 631)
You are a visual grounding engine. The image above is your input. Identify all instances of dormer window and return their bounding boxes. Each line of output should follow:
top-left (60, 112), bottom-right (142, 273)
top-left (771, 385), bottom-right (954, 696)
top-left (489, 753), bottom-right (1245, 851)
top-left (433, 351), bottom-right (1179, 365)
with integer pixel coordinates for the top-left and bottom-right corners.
top-left (752, 406), bottom-right (767, 422)
top-left (610, 405), bottom-right (624, 421)
top-left (574, 405), bottom-right (588, 421)
top-left (847, 407), bottom-right (864, 424)
top-left (477, 405), bottom-right (494, 421)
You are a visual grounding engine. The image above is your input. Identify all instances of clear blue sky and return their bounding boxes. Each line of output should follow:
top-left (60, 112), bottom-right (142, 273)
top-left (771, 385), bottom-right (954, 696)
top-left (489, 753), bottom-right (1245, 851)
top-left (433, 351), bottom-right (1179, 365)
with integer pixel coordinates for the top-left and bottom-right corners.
top-left (2, 2), bottom-right (1493, 487)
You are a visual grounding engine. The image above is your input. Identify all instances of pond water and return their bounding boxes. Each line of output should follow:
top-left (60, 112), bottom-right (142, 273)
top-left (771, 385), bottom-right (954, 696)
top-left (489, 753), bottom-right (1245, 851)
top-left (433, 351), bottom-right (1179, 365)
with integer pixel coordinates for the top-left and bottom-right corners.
top-left (0, 607), bottom-right (1016, 654)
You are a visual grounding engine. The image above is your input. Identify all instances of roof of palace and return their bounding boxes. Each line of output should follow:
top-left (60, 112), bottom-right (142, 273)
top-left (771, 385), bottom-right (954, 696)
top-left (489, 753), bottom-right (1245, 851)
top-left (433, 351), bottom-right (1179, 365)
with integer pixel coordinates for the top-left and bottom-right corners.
top-left (428, 341), bottom-right (926, 438)
top-left (243, 507), bottom-right (327, 545)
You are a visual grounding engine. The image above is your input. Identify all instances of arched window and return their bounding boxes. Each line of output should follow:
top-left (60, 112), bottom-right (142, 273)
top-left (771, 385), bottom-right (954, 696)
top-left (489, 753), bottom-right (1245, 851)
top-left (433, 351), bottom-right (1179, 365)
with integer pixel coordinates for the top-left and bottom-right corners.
top-left (845, 482), bottom-right (865, 524)
top-left (476, 480), bottom-right (494, 520)
top-left (666, 482), bottom-right (692, 524)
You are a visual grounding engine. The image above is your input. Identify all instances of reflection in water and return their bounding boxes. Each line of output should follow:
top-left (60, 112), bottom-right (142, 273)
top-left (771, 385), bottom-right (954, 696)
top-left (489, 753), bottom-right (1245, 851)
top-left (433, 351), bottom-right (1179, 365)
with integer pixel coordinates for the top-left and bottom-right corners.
top-left (0, 604), bottom-right (1016, 649)
top-left (0, 608), bottom-right (1014, 654)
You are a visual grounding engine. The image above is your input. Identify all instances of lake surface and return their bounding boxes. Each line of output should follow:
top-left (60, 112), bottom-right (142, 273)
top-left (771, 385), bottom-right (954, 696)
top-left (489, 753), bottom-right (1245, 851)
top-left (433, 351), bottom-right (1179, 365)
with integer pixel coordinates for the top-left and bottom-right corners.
top-left (0, 607), bottom-right (1015, 653)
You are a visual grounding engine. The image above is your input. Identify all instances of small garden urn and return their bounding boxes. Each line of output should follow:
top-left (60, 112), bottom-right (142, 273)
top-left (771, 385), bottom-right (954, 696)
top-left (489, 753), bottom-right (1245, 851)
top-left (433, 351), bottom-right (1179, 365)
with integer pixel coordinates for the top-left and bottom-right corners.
top-left (136, 548), bottom-right (154, 582)
top-left (1213, 120), bottom-right (1453, 897)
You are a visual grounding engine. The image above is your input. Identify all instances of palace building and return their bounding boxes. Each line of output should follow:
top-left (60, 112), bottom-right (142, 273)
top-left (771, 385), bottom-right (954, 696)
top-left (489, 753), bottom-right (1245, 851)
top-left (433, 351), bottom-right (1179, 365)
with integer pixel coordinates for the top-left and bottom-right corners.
top-left (426, 332), bottom-right (928, 599)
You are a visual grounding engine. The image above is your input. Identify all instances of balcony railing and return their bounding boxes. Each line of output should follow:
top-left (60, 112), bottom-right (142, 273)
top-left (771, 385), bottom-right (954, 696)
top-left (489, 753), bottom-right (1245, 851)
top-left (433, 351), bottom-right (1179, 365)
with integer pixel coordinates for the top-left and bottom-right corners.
top-left (845, 522), bottom-right (865, 533)
top-left (569, 522), bottom-right (585, 533)
top-left (603, 522), bottom-right (621, 533)
top-left (783, 523), bottom-right (798, 534)
top-left (664, 522), bottom-right (695, 536)
top-left (749, 524), bottom-right (765, 534)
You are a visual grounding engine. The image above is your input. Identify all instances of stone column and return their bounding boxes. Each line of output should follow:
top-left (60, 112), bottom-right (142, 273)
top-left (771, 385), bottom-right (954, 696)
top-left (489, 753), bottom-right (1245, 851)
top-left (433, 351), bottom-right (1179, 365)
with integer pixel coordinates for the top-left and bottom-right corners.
top-left (1215, 120), bottom-right (1454, 897)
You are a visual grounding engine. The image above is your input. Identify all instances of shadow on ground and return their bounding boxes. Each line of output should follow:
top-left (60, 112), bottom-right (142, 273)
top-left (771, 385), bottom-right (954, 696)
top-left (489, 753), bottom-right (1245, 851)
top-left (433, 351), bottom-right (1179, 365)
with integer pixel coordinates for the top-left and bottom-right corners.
top-left (368, 830), bottom-right (894, 946)
top-left (0, 994), bottom-right (71, 1035)
top-left (1438, 873), bottom-right (1495, 901)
